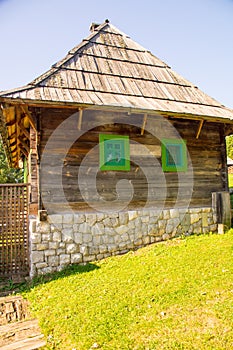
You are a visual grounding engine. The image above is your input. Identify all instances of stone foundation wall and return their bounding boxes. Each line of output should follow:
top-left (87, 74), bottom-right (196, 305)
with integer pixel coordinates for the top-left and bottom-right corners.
top-left (29, 207), bottom-right (217, 277)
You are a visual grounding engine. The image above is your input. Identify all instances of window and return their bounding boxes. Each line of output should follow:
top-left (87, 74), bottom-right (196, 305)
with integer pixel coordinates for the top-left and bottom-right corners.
top-left (99, 134), bottom-right (130, 171)
top-left (161, 138), bottom-right (187, 172)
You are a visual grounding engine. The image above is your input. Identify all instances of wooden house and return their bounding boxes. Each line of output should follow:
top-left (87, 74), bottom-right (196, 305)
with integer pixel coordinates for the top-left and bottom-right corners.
top-left (1, 20), bottom-right (233, 276)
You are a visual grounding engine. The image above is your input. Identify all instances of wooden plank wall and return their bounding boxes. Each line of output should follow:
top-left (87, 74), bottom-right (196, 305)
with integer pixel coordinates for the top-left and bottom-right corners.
top-left (38, 108), bottom-right (225, 211)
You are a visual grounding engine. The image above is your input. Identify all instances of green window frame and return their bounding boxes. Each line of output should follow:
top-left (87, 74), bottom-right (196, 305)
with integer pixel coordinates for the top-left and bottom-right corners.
top-left (161, 138), bottom-right (187, 172)
top-left (99, 134), bottom-right (130, 171)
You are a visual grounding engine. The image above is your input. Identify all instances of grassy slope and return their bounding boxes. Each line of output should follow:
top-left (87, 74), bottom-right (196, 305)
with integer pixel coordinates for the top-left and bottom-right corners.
top-left (24, 232), bottom-right (233, 350)
top-left (229, 174), bottom-right (233, 188)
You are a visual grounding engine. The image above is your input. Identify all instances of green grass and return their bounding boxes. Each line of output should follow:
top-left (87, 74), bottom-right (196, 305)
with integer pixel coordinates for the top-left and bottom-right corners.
top-left (228, 173), bottom-right (233, 188)
top-left (22, 232), bottom-right (233, 350)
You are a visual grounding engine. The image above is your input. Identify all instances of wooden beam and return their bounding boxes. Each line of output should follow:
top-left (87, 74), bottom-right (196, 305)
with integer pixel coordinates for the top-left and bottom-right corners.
top-left (19, 105), bottom-right (37, 131)
top-left (18, 120), bottom-right (30, 140)
top-left (18, 145), bottom-right (28, 157)
top-left (6, 120), bottom-right (16, 127)
top-left (18, 136), bottom-right (30, 154)
top-left (77, 109), bottom-right (83, 130)
top-left (196, 119), bottom-right (204, 139)
top-left (141, 114), bottom-right (148, 135)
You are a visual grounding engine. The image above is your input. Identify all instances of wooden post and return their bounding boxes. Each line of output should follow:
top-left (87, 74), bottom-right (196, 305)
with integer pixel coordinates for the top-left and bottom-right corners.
top-left (77, 109), bottom-right (83, 130)
top-left (212, 191), bottom-right (231, 231)
top-left (28, 126), bottom-right (39, 215)
top-left (219, 125), bottom-right (228, 191)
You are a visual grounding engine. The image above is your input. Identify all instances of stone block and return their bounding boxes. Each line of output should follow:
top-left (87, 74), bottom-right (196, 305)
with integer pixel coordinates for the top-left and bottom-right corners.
top-left (48, 214), bottom-right (63, 224)
top-left (170, 209), bottom-right (180, 219)
top-left (107, 244), bottom-right (118, 252)
top-left (109, 213), bottom-right (119, 219)
top-left (59, 254), bottom-right (71, 265)
top-left (121, 233), bottom-right (129, 242)
top-left (134, 238), bottom-right (143, 246)
top-left (163, 210), bottom-right (170, 220)
top-left (71, 253), bottom-right (82, 264)
top-left (149, 216), bottom-right (159, 224)
top-left (35, 262), bottom-right (48, 269)
top-left (96, 213), bottom-right (105, 222)
top-left (202, 208), bottom-right (211, 213)
top-left (99, 245), bottom-right (107, 254)
top-left (110, 218), bottom-right (119, 227)
top-left (92, 223), bottom-right (104, 235)
top-left (141, 216), bottom-right (149, 223)
top-left (62, 228), bottom-right (74, 243)
top-left (158, 220), bottom-right (166, 229)
top-left (93, 236), bottom-right (102, 245)
top-left (31, 251), bottom-right (44, 263)
top-left (66, 243), bottom-right (78, 254)
top-left (31, 233), bottom-right (41, 244)
top-left (73, 214), bottom-right (85, 224)
top-left (103, 217), bottom-right (112, 227)
top-left (83, 255), bottom-right (96, 263)
top-left (50, 224), bottom-right (61, 233)
top-left (115, 225), bottom-right (128, 235)
top-left (42, 233), bottom-right (52, 241)
top-left (190, 214), bottom-right (200, 224)
top-left (128, 211), bottom-right (138, 221)
top-left (63, 214), bottom-right (74, 224)
top-left (142, 236), bottom-right (150, 245)
top-left (202, 213), bottom-right (208, 227)
top-left (79, 223), bottom-right (91, 234)
top-left (104, 227), bottom-right (115, 236)
top-left (80, 245), bottom-right (88, 256)
top-left (29, 219), bottom-right (37, 233)
top-left (74, 232), bottom-right (83, 244)
top-left (48, 255), bottom-right (59, 267)
top-left (97, 253), bottom-right (104, 260)
top-left (37, 221), bottom-right (51, 234)
top-left (128, 221), bottom-right (135, 229)
top-left (180, 214), bottom-right (191, 227)
top-left (41, 267), bottom-right (54, 275)
top-left (57, 248), bottom-right (66, 255)
top-left (148, 224), bottom-right (158, 236)
top-left (36, 243), bottom-right (49, 251)
top-left (86, 214), bottom-right (97, 226)
top-left (83, 233), bottom-right (92, 243)
top-left (89, 246), bottom-right (100, 255)
top-left (119, 212), bottom-right (129, 225)
top-left (53, 231), bottom-right (62, 242)
top-left (162, 233), bottom-right (170, 241)
top-left (44, 249), bottom-right (56, 256)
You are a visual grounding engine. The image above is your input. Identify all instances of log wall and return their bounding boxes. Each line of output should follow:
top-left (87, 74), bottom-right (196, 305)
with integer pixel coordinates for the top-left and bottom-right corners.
top-left (38, 108), bottom-right (225, 212)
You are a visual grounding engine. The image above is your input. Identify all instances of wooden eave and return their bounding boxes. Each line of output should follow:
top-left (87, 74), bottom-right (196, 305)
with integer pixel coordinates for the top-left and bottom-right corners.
top-left (0, 104), bottom-right (32, 167)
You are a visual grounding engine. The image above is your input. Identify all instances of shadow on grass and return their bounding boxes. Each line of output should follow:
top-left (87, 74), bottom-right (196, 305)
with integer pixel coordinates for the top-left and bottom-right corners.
top-left (0, 263), bottom-right (100, 295)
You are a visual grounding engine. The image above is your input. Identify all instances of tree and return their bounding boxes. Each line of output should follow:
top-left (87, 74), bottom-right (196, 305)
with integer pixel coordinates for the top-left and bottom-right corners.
top-left (226, 135), bottom-right (233, 160)
top-left (0, 138), bottom-right (23, 183)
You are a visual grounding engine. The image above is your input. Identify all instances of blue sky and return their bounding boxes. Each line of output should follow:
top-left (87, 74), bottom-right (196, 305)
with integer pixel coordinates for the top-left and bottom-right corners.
top-left (0, 0), bottom-right (233, 108)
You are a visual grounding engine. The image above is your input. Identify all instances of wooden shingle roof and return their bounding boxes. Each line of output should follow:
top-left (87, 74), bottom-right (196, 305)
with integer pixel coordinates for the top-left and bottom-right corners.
top-left (1, 20), bottom-right (233, 120)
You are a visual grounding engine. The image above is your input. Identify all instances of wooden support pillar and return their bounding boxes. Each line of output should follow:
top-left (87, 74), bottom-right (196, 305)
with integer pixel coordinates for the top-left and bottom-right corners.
top-left (141, 114), bottom-right (147, 135)
top-left (28, 126), bottom-right (39, 215)
top-left (219, 125), bottom-right (228, 191)
top-left (212, 191), bottom-right (231, 231)
top-left (196, 119), bottom-right (204, 139)
top-left (77, 109), bottom-right (83, 130)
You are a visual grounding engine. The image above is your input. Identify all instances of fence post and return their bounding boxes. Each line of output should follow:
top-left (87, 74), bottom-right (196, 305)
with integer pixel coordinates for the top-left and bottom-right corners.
top-left (212, 191), bottom-right (231, 232)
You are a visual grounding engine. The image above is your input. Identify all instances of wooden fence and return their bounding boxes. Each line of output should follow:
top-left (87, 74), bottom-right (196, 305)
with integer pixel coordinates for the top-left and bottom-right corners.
top-left (0, 184), bottom-right (29, 278)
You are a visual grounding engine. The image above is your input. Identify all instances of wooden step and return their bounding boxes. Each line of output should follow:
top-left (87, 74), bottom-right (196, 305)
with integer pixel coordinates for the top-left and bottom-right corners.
top-left (0, 318), bottom-right (46, 349)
